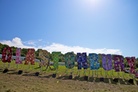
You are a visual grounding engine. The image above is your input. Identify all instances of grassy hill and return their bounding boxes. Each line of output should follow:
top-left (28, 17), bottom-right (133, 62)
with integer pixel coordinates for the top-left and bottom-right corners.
top-left (0, 60), bottom-right (138, 92)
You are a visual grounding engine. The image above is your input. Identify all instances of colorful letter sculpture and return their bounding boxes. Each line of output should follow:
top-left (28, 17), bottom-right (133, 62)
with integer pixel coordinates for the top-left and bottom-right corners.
top-left (113, 55), bottom-right (124, 72)
top-left (1, 44), bottom-right (138, 80)
top-left (77, 53), bottom-right (88, 69)
top-left (2, 47), bottom-right (12, 63)
top-left (38, 49), bottom-right (50, 68)
top-left (52, 52), bottom-right (61, 70)
top-left (126, 57), bottom-right (136, 74)
top-left (89, 53), bottom-right (100, 70)
top-left (64, 52), bottom-right (75, 69)
top-left (24, 49), bottom-right (35, 65)
top-left (102, 54), bottom-right (112, 71)
top-left (16, 48), bottom-right (22, 64)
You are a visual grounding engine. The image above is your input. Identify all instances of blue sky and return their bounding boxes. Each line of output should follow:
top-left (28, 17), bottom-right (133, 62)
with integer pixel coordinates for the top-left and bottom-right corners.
top-left (0, 0), bottom-right (138, 57)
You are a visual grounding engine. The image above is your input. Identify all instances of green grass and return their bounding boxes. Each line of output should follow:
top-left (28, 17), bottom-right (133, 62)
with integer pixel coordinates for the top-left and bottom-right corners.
top-left (0, 60), bottom-right (135, 80)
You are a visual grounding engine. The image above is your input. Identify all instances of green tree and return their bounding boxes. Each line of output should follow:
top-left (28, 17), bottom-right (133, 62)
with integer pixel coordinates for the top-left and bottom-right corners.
top-left (35, 49), bottom-right (40, 59)
top-left (136, 58), bottom-right (138, 68)
top-left (21, 48), bottom-right (28, 56)
top-left (59, 53), bottom-right (65, 62)
top-left (0, 43), bottom-right (9, 54)
top-left (11, 46), bottom-right (17, 56)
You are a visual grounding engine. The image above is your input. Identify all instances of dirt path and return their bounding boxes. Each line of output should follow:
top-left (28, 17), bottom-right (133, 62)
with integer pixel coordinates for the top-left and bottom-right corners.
top-left (0, 72), bottom-right (138, 92)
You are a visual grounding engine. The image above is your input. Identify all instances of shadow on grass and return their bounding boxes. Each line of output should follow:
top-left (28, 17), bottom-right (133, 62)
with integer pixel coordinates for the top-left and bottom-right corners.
top-left (22, 73), bottom-right (35, 76)
top-left (39, 74), bottom-right (53, 78)
top-left (94, 77), bottom-right (136, 85)
top-left (56, 75), bottom-right (138, 86)
top-left (8, 69), bottom-right (16, 71)
top-left (22, 72), bottom-right (42, 76)
top-left (57, 75), bottom-right (68, 79)
top-left (0, 68), bottom-right (18, 74)
top-left (7, 70), bottom-right (23, 75)
top-left (7, 71), bottom-right (18, 74)
top-left (58, 75), bottom-right (89, 81)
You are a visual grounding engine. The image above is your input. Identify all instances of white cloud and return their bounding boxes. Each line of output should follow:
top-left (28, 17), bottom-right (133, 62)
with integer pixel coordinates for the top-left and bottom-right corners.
top-left (23, 40), bottom-right (36, 46)
top-left (0, 37), bottom-right (35, 49)
top-left (42, 43), bottom-right (122, 55)
top-left (0, 37), bottom-right (122, 55)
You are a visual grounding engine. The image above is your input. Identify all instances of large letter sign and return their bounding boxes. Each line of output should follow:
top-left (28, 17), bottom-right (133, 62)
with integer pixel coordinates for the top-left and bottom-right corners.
top-left (102, 54), bottom-right (112, 71)
top-left (89, 53), bottom-right (100, 70)
top-left (113, 55), bottom-right (124, 72)
top-left (2, 47), bottom-right (12, 63)
top-left (64, 52), bottom-right (75, 69)
top-left (77, 53), bottom-right (88, 69)
top-left (24, 49), bottom-right (35, 65)
top-left (16, 48), bottom-right (22, 64)
top-left (77, 53), bottom-right (82, 69)
top-left (82, 53), bottom-right (88, 69)
top-left (52, 52), bottom-right (61, 70)
top-left (126, 57), bottom-right (136, 74)
top-left (38, 49), bottom-right (50, 68)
